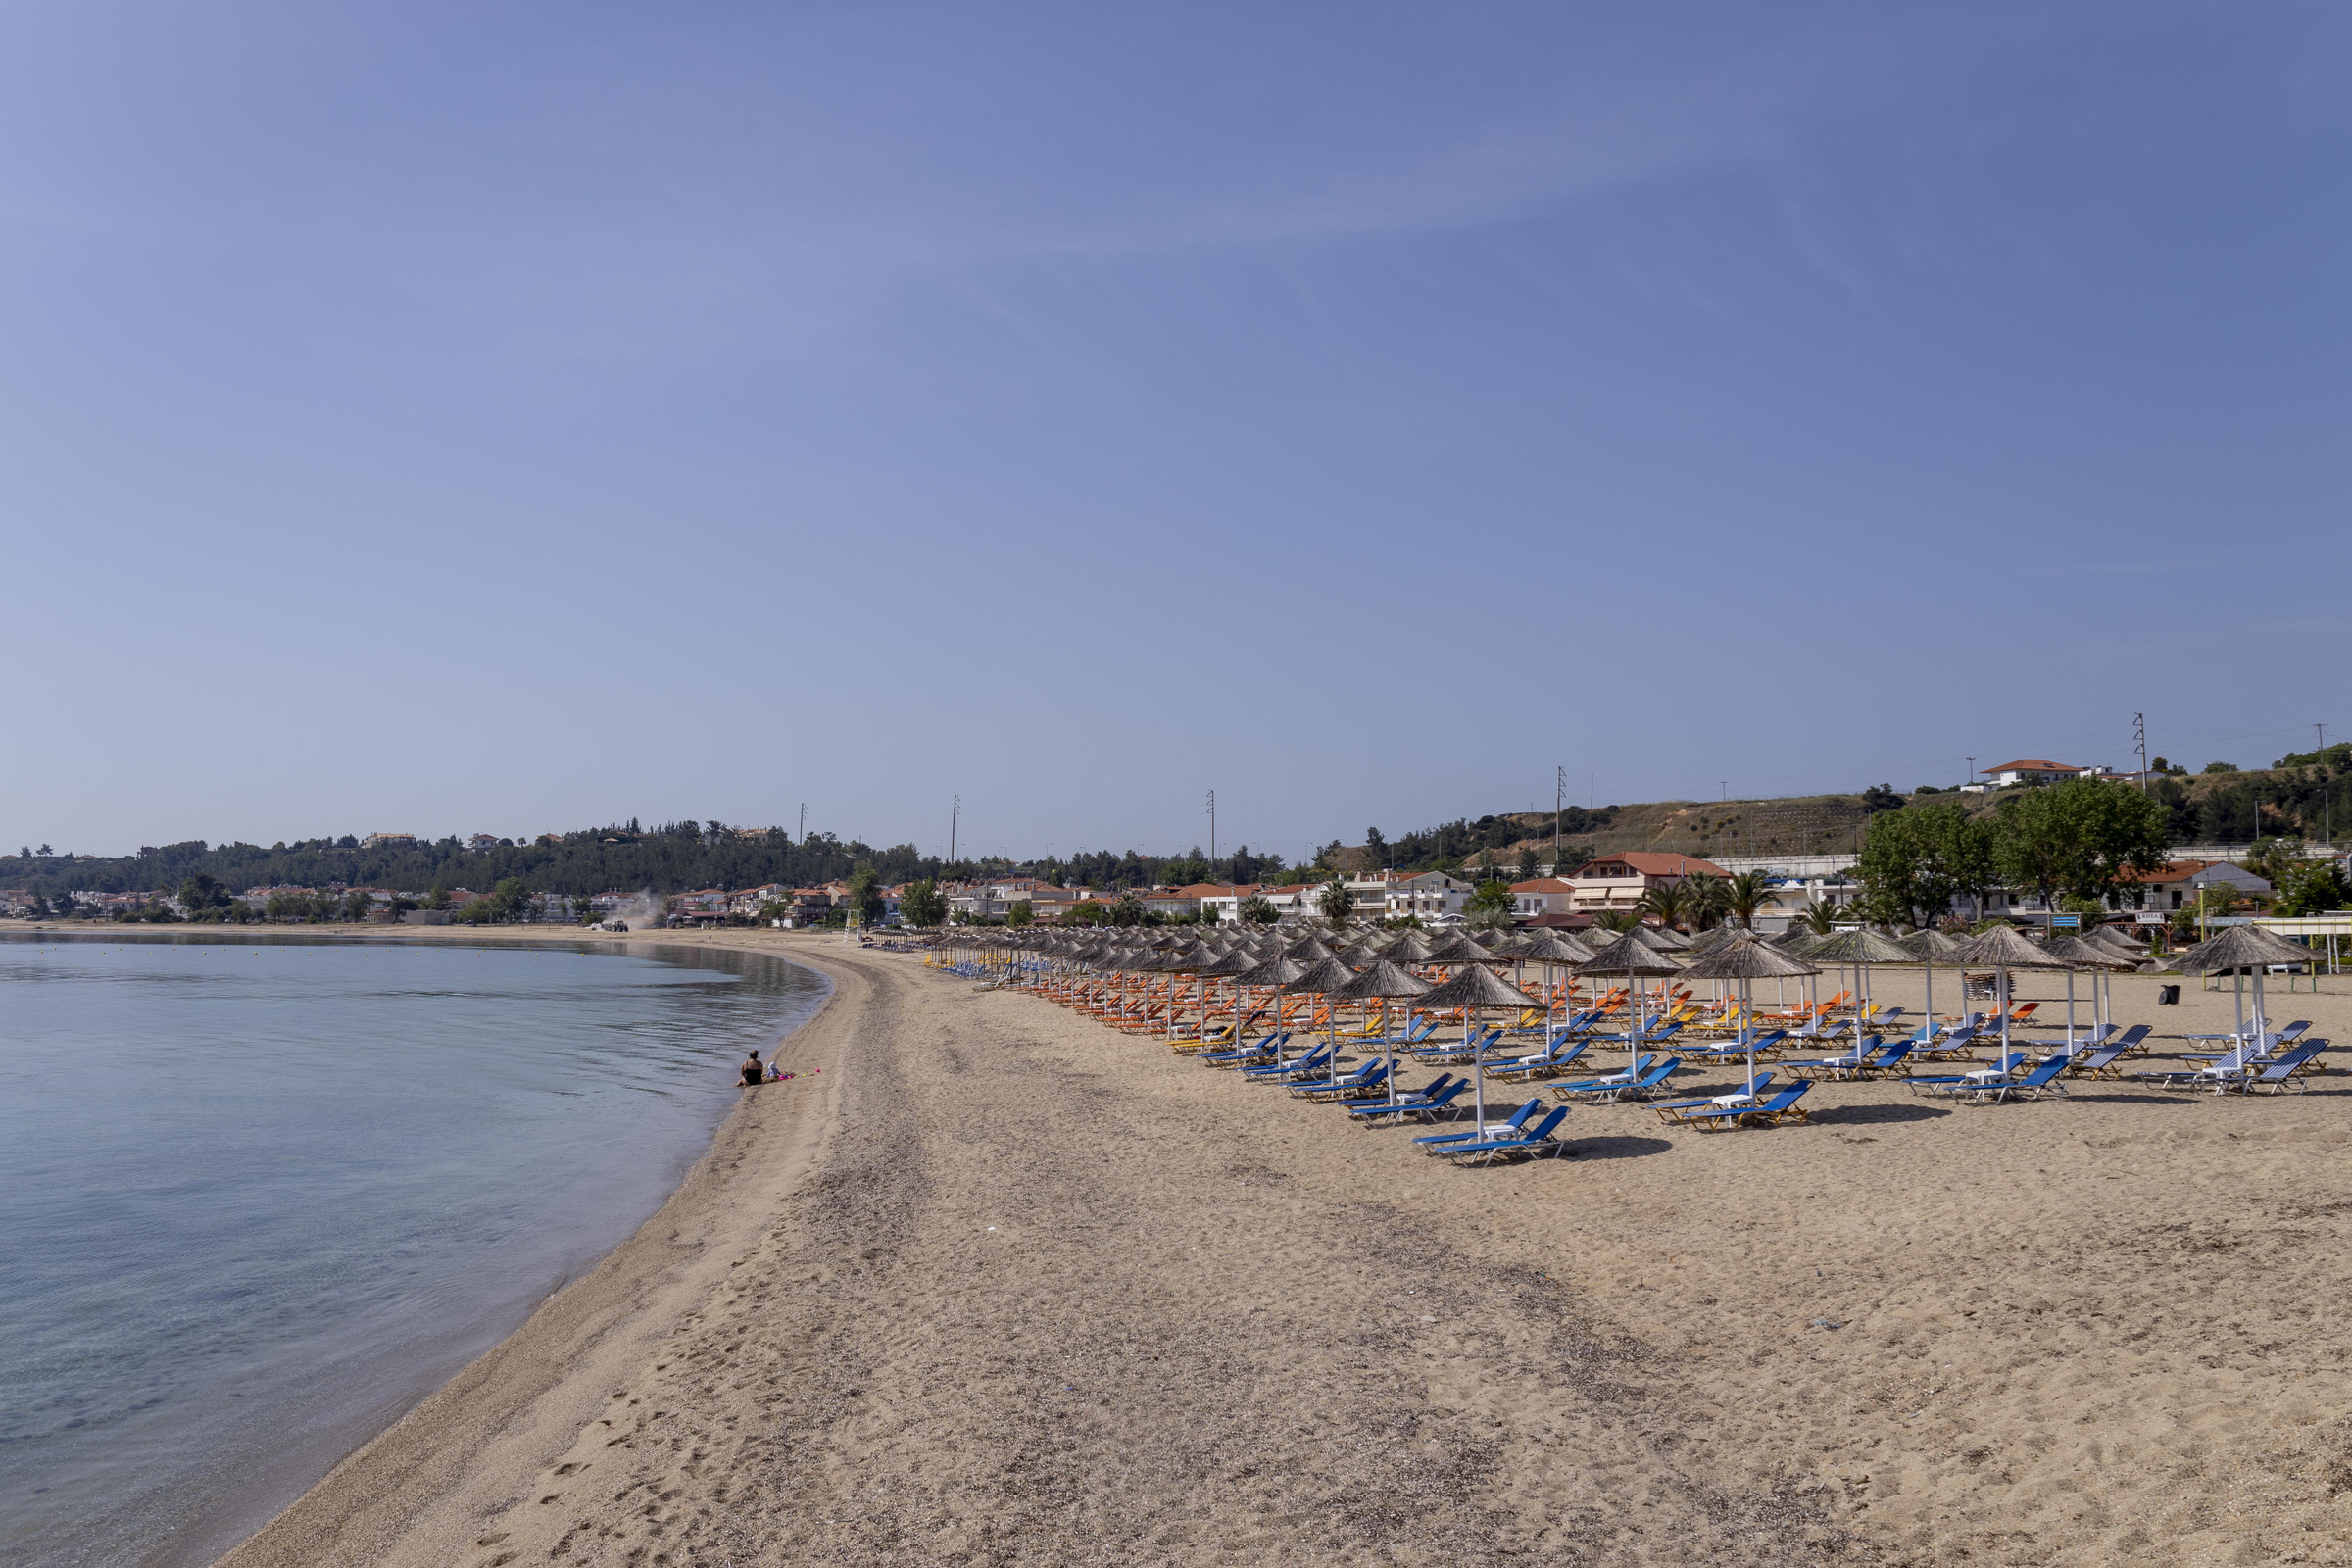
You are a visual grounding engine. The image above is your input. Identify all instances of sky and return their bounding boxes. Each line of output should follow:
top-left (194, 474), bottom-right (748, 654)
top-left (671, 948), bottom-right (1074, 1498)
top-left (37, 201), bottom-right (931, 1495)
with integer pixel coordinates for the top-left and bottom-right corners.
top-left (3, 1), bottom-right (2345, 866)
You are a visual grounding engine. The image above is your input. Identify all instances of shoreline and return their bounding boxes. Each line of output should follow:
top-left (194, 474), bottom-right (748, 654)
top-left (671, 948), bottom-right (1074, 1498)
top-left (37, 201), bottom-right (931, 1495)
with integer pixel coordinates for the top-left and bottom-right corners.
top-left (191, 927), bottom-right (858, 1568)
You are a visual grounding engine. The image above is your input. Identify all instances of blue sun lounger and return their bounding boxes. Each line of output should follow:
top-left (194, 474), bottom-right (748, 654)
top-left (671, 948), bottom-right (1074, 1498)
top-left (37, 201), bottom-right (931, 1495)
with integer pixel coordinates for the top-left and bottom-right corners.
top-left (1541, 1054), bottom-right (1660, 1100)
top-left (1489, 1037), bottom-right (1589, 1083)
top-left (1409, 1025), bottom-right (1503, 1065)
top-left (1674, 1081), bottom-right (1812, 1130)
top-left (1648, 1071), bottom-right (1773, 1123)
top-left (1411, 1098), bottom-right (1540, 1153)
top-left (1904, 1051), bottom-right (2030, 1095)
top-left (1953, 1054), bottom-right (2075, 1103)
top-left (1199, 1030), bottom-right (1290, 1067)
top-left (1240, 1044), bottom-right (1335, 1083)
top-left (1293, 1060), bottom-right (1390, 1101)
top-left (1345, 1078), bottom-right (1470, 1121)
top-left (1548, 1056), bottom-right (1680, 1103)
top-left (2247, 1041), bottom-right (2328, 1093)
top-left (1443, 1105), bottom-right (1572, 1164)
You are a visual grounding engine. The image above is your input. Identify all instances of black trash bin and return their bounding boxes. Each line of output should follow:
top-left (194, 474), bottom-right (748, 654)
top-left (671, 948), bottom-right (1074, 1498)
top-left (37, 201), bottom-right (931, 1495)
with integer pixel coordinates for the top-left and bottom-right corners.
top-left (2157, 984), bottom-right (2180, 1004)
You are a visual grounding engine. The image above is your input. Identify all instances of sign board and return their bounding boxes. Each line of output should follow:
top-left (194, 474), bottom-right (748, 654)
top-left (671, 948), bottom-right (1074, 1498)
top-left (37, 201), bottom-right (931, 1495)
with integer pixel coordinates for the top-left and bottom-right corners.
top-left (2051, 914), bottom-right (2080, 928)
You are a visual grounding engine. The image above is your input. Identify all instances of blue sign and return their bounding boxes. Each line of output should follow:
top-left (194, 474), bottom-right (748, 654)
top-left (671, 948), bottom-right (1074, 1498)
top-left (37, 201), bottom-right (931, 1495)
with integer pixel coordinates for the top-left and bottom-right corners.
top-left (2051, 914), bottom-right (2080, 928)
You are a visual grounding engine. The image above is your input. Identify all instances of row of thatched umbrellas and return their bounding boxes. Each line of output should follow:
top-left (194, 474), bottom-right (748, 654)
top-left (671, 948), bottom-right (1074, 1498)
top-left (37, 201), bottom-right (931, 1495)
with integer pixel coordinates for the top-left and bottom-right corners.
top-left (925, 913), bottom-right (2317, 1106)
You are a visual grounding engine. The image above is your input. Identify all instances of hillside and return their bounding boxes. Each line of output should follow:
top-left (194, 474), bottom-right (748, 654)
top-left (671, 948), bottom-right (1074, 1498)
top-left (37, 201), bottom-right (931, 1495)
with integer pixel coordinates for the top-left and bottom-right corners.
top-left (1335, 752), bottom-right (2348, 877)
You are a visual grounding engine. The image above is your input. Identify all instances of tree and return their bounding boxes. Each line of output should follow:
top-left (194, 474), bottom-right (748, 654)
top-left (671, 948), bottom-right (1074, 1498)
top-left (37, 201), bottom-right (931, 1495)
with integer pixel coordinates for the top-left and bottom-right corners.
top-left (1637, 880), bottom-right (1690, 931)
top-left (1991, 778), bottom-right (2169, 912)
top-left (424, 886), bottom-right (452, 911)
top-left (2273, 858), bottom-right (2351, 917)
top-left (1725, 869), bottom-right (1774, 929)
top-left (1006, 900), bottom-right (1033, 927)
top-left (178, 872), bottom-right (228, 912)
top-left (1796, 899), bottom-right (1840, 935)
top-left (1317, 876), bottom-right (1355, 924)
top-left (1515, 845), bottom-right (1541, 882)
top-left (1108, 892), bottom-right (1147, 927)
top-left (1237, 893), bottom-right (1279, 924)
top-left (1860, 783), bottom-right (1904, 813)
top-left (899, 879), bottom-right (948, 928)
top-left (2203, 761), bottom-right (2238, 774)
top-left (1362, 827), bottom-right (1387, 867)
top-left (1858, 802), bottom-right (1997, 927)
top-left (846, 862), bottom-right (887, 927)
top-left (342, 889), bottom-right (374, 922)
top-left (485, 877), bottom-right (529, 921)
top-left (1465, 878), bottom-right (1514, 932)
top-left (1592, 909), bottom-right (1640, 933)
top-left (1683, 873), bottom-right (1731, 930)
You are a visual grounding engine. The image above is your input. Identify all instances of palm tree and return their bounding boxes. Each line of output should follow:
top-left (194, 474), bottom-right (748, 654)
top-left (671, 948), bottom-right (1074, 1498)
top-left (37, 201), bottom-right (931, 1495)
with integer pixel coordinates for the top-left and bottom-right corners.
top-left (1317, 875), bottom-right (1355, 925)
top-left (1683, 873), bottom-right (1732, 931)
top-left (1726, 869), bottom-right (1774, 929)
top-left (1592, 909), bottom-right (1642, 933)
top-left (1637, 880), bottom-right (1690, 931)
top-left (1796, 898), bottom-right (1840, 936)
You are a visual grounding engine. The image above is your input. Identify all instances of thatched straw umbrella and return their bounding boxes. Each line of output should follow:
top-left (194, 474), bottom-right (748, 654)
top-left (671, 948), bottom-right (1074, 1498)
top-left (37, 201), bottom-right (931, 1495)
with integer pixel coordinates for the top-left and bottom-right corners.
top-left (2171, 924), bottom-right (2313, 1048)
top-left (1802, 927), bottom-right (1914, 1027)
top-left (1518, 931), bottom-right (1597, 1031)
top-left (1575, 932), bottom-right (1685, 1077)
top-left (1280, 956), bottom-right (1361, 1072)
top-left (2038, 935), bottom-right (2136, 1044)
top-left (1328, 959), bottom-right (1435, 1109)
top-left (1422, 931), bottom-right (1497, 966)
top-left (1384, 930), bottom-right (1438, 965)
top-left (1230, 954), bottom-right (1306, 1067)
top-left (1416, 963), bottom-right (1546, 1137)
top-left (1676, 933), bottom-right (1821, 1096)
top-left (1942, 924), bottom-right (2074, 1065)
top-left (1186, 948), bottom-right (1259, 1043)
top-left (1898, 928), bottom-right (1966, 1036)
top-left (1284, 935), bottom-right (1338, 964)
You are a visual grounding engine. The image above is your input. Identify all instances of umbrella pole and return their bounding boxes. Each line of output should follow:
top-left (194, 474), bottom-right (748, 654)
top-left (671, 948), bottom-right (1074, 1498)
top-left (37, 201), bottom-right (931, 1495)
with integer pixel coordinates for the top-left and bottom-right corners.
top-left (2066, 970), bottom-right (2077, 1047)
top-left (1745, 975), bottom-right (1758, 1095)
top-left (1471, 1004), bottom-right (1488, 1134)
top-left (1998, 966), bottom-right (2013, 1066)
top-left (2233, 969), bottom-right (2244, 1043)
top-left (1384, 997), bottom-right (1396, 1108)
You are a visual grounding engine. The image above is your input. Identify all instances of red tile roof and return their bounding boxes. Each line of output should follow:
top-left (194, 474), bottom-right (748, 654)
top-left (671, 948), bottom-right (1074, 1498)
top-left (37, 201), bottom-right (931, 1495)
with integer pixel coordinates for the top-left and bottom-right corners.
top-left (1570, 852), bottom-right (1731, 878)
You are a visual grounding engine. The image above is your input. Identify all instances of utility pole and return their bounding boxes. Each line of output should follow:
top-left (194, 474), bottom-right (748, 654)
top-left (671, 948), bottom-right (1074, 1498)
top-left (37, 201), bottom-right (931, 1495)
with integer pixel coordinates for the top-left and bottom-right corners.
top-left (1207, 789), bottom-right (1216, 865)
top-left (2134, 713), bottom-right (2147, 792)
top-left (950, 795), bottom-right (958, 865)
top-left (1966, 757), bottom-right (1976, 788)
top-left (1554, 766), bottom-right (1564, 872)
top-left (799, 803), bottom-right (806, 842)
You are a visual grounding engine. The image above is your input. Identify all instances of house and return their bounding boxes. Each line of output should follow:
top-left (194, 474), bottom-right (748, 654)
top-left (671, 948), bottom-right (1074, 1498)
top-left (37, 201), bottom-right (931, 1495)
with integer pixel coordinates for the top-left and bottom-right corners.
top-left (670, 888), bottom-right (731, 914)
top-left (1138, 887), bottom-right (1202, 919)
top-left (1563, 853), bottom-right (1731, 916)
top-left (466, 834), bottom-right (503, 852)
top-left (1385, 871), bottom-right (1472, 922)
top-left (2109, 859), bottom-right (2273, 912)
top-left (361, 832), bottom-right (416, 849)
top-left (1509, 878), bottom-right (1575, 921)
top-left (1980, 759), bottom-right (2100, 786)
top-left (729, 884), bottom-right (789, 916)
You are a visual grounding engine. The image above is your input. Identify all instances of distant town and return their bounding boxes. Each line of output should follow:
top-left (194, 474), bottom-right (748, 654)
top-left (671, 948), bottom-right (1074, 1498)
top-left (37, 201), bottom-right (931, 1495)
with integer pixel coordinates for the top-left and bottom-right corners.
top-left (6, 748), bottom-right (2346, 937)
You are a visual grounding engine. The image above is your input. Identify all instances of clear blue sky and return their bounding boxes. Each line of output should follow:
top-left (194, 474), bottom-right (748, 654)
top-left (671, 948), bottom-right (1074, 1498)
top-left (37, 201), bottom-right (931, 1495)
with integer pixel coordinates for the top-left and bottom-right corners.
top-left (4, 2), bottom-right (2344, 864)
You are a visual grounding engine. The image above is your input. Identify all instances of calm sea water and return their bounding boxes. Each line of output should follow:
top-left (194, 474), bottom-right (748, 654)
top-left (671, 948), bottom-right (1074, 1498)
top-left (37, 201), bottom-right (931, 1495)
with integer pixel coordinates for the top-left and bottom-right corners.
top-left (0, 933), bottom-right (828, 1568)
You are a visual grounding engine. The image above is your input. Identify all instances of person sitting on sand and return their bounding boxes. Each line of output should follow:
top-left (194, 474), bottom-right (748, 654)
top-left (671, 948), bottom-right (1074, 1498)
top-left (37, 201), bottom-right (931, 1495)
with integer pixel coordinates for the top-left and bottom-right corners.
top-left (740, 1049), bottom-right (764, 1087)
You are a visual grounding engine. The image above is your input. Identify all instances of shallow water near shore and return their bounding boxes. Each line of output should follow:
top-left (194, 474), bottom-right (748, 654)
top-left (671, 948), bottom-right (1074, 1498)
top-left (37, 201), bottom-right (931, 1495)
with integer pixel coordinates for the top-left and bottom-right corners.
top-left (0, 932), bottom-right (828, 1568)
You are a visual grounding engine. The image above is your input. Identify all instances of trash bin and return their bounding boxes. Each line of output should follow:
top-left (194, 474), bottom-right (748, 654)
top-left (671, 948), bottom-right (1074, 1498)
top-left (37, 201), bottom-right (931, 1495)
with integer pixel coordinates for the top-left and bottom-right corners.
top-left (2157, 984), bottom-right (2180, 1005)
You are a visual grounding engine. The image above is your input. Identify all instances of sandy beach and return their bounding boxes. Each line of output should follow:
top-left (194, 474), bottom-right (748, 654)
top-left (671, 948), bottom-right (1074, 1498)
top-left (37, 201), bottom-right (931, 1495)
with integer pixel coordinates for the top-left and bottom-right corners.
top-left (192, 924), bottom-right (2352, 1567)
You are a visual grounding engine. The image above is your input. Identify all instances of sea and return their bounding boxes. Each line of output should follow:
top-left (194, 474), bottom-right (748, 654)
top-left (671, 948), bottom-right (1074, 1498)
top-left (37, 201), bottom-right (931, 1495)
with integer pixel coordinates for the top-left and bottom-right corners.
top-left (0, 931), bottom-right (829, 1567)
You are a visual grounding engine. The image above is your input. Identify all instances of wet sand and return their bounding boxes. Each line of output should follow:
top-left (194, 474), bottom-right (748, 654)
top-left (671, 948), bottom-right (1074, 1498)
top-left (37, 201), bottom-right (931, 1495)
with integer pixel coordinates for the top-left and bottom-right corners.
top-left (205, 927), bottom-right (2352, 1566)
